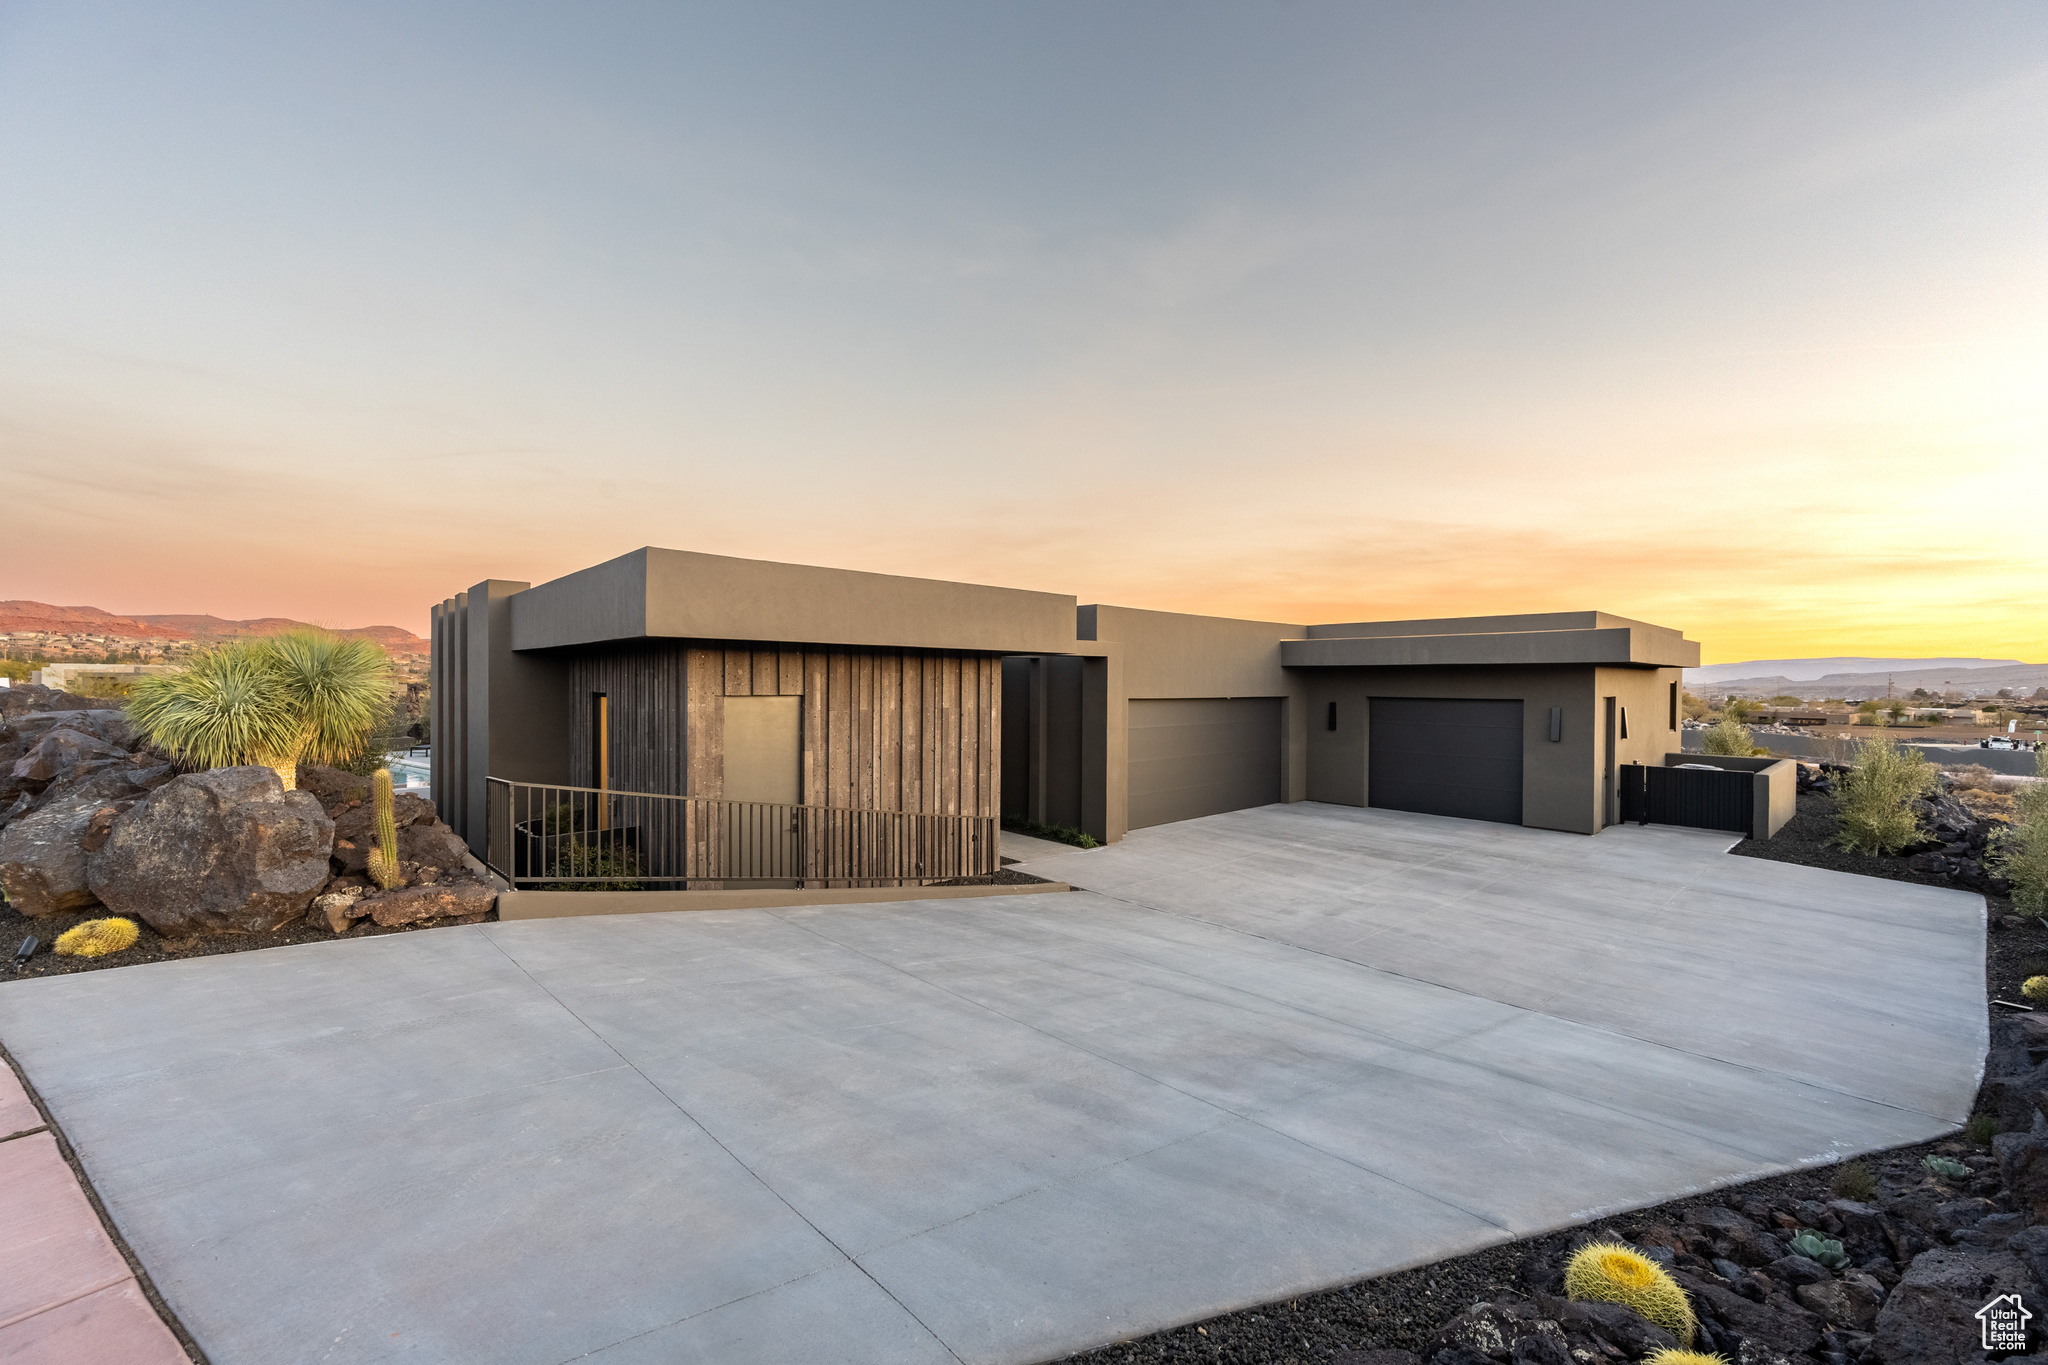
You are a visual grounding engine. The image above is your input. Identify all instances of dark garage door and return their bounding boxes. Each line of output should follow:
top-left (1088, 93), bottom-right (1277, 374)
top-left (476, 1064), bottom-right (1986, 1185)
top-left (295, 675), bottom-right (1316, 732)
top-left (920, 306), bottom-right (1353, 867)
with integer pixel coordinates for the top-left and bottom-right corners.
top-left (1369, 698), bottom-right (1524, 825)
top-left (1128, 698), bottom-right (1282, 830)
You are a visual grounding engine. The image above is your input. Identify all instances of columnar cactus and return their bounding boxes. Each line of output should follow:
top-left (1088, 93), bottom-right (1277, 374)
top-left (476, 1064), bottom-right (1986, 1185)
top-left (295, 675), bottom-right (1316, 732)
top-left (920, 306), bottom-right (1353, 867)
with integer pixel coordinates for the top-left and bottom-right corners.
top-left (54, 918), bottom-right (141, 958)
top-left (365, 768), bottom-right (402, 890)
top-left (1563, 1242), bottom-right (1696, 1344)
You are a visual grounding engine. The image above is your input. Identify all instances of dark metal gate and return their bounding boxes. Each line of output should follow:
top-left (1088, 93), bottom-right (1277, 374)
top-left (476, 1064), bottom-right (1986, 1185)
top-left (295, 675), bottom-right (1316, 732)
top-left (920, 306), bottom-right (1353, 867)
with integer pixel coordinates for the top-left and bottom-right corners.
top-left (1619, 763), bottom-right (1753, 835)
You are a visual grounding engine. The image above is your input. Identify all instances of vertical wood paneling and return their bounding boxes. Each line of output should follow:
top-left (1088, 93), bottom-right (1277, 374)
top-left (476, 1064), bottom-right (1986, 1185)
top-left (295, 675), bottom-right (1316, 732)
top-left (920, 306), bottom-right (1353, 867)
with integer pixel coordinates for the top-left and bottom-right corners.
top-left (575, 640), bottom-right (1001, 817)
top-left (827, 651), bottom-right (853, 808)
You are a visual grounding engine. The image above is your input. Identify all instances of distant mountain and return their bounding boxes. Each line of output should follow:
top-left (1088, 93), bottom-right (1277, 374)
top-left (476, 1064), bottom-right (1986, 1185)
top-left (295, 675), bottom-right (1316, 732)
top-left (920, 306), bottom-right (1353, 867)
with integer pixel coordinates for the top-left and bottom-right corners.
top-left (1685, 657), bottom-right (2022, 684)
top-left (1686, 657), bottom-right (2048, 700)
top-left (0, 601), bottom-right (426, 653)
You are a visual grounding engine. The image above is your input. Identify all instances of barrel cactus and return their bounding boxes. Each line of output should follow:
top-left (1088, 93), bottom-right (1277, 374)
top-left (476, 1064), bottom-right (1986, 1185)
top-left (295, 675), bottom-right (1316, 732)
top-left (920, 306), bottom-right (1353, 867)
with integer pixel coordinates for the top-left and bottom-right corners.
top-left (1645, 1352), bottom-right (1728, 1365)
top-left (2025, 976), bottom-right (2048, 1005)
top-left (364, 768), bottom-right (402, 891)
top-left (54, 917), bottom-right (140, 958)
top-left (1563, 1242), bottom-right (1695, 1344)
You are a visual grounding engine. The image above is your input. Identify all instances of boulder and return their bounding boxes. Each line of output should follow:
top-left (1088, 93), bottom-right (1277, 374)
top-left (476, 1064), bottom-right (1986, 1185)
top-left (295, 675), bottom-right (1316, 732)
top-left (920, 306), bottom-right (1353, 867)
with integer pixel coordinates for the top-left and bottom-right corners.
top-left (362, 879), bottom-right (494, 927)
top-left (306, 888), bottom-right (371, 934)
top-left (330, 792), bottom-right (434, 844)
top-left (1793, 1274), bottom-right (1883, 1330)
top-left (333, 812), bottom-right (466, 876)
top-left (1677, 1273), bottom-right (1823, 1357)
top-left (297, 764), bottom-right (372, 808)
top-left (1530, 1294), bottom-right (1678, 1359)
top-left (1766, 1255), bottom-right (1831, 1287)
top-left (8, 726), bottom-right (125, 784)
top-left (87, 767), bottom-right (334, 935)
top-left (0, 792), bottom-right (110, 915)
top-left (1994, 1131), bottom-right (2048, 1222)
top-left (1874, 1247), bottom-right (2040, 1364)
top-left (1425, 1304), bottom-right (1571, 1364)
top-left (0, 685), bottom-right (107, 719)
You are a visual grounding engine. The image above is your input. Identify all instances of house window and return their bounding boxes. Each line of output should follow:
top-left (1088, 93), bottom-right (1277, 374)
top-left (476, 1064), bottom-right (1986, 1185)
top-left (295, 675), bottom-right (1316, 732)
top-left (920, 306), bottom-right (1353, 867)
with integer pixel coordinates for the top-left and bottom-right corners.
top-left (1620, 706), bottom-right (1629, 740)
top-left (1669, 681), bottom-right (1678, 730)
top-left (591, 692), bottom-right (609, 792)
top-left (1327, 701), bottom-right (1338, 731)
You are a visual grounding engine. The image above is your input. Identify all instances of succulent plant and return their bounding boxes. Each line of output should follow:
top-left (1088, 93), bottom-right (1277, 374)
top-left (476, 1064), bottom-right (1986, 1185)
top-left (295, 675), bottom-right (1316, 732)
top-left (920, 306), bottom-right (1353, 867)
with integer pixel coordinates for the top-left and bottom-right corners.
top-left (2025, 976), bottom-right (2048, 1005)
top-left (365, 768), bottom-right (402, 891)
top-left (1788, 1229), bottom-right (1850, 1269)
top-left (53, 918), bottom-right (140, 958)
top-left (1923, 1155), bottom-right (1972, 1182)
top-left (1644, 1352), bottom-right (1730, 1365)
top-left (1563, 1242), bottom-right (1696, 1344)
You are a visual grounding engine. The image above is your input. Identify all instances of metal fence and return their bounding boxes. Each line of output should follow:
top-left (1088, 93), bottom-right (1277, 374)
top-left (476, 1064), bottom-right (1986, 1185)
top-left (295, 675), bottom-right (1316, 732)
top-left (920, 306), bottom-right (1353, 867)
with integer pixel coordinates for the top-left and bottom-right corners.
top-left (1619, 763), bottom-right (1754, 835)
top-left (483, 778), bottom-right (998, 889)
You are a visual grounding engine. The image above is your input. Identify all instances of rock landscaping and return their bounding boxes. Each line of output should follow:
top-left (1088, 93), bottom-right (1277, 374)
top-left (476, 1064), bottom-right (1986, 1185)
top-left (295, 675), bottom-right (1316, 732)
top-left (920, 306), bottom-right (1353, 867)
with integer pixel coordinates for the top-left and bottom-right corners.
top-left (1075, 770), bottom-right (2040, 1365)
top-left (0, 683), bottom-right (494, 973)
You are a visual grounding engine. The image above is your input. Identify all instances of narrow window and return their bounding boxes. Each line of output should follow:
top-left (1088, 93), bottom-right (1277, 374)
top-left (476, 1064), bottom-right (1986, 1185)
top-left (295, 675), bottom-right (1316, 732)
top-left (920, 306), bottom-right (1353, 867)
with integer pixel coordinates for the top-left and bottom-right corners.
top-left (591, 692), bottom-right (609, 791)
top-left (1547, 706), bottom-right (1562, 742)
top-left (1669, 681), bottom-right (1679, 730)
top-left (1619, 706), bottom-right (1629, 740)
top-left (1326, 701), bottom-right (1338, 731)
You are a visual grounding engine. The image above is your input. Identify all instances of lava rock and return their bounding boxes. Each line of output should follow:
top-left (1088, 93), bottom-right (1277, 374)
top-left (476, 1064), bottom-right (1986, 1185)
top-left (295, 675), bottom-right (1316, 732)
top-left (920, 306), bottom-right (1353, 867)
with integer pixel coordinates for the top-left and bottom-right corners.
top-left (1993, 1131), bottom-right (2048, 1222)
top-left (1333, 1352), bottom-right (1423, 1365)
top-left (1530, 1294), bottom-right (1678, 1358)
top-left (1677, 1273), bottom-right (1823, 1356)
top-left (87, 766), bottom-right (334, 935)
top-left (361, 879), bottom-right (494, 927)
top-left (1793, 1274), bottom-right (1884, 1330)
top-left (1874, 1246), bottom-right (2040, 1364)
top-left (1766, 1254), bottom-right (1832, 1286)
top-left (0, 791), bottom-right (112, 915)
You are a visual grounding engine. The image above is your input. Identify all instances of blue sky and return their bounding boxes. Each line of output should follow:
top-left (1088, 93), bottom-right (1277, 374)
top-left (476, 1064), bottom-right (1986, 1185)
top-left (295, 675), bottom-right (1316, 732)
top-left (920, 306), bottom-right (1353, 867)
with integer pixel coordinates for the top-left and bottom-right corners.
top-left (3, 2), bottom-right (2043, 658)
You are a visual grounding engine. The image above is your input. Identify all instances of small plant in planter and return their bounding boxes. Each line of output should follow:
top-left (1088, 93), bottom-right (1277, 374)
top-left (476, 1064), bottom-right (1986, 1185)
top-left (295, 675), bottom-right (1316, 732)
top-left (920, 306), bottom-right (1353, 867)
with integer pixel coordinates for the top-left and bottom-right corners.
top-left (1788, 1229), bottom-right (1850, 1269)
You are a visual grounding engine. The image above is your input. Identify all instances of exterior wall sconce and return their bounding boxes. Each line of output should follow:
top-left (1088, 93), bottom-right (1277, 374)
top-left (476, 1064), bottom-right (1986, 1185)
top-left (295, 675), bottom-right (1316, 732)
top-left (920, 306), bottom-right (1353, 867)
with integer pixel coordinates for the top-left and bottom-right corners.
top-left (1547, 707), bottom-right (1562, 742)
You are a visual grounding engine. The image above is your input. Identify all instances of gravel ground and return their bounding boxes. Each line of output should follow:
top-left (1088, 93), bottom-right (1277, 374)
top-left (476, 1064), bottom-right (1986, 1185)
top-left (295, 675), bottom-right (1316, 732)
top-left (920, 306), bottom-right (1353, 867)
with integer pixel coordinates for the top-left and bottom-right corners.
top-left (0, 897), bottom-right (494, 979)
top-left (1064, 791), bottom-right (2010, 1365)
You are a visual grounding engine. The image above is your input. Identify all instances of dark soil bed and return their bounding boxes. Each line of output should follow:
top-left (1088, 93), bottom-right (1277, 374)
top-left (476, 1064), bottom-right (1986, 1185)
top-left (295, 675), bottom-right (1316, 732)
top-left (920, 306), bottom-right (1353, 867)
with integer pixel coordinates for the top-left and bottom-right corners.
top-left (1, 899), bottom-right (497, 979)
top-left (1066, 788), bottom-right (2028, 1365)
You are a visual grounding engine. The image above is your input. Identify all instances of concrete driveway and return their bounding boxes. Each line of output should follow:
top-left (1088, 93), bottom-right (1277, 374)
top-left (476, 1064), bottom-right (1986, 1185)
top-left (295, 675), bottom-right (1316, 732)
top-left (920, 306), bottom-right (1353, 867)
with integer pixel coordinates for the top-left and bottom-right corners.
top-left (0, 804), bottom-right (1985, 1365)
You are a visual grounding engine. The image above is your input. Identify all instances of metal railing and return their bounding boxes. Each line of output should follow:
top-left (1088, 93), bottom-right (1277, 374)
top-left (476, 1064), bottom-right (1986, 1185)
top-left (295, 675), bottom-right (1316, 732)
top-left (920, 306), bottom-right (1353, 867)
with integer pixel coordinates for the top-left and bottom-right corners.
top-left (483, 778), bottom-right (998, 890)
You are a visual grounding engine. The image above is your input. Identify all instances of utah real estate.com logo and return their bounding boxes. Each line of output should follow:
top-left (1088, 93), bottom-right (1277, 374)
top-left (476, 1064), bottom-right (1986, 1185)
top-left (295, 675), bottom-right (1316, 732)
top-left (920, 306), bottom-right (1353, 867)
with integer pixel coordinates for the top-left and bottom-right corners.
top-left (1980, 1292), bottom-right (2032, 1353)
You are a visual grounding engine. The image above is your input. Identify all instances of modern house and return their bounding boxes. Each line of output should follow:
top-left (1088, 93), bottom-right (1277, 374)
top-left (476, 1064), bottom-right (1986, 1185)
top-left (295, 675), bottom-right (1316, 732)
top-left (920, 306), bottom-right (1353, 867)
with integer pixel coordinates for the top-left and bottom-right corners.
top-left (431, 547), bottom-right (1702, 889)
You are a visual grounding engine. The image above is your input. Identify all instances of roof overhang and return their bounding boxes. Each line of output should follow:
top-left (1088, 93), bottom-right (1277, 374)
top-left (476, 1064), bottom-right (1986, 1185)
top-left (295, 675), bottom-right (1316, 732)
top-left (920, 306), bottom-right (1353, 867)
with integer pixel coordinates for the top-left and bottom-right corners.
top-left (510, 547), bottom-right (1080, 655)
top-left (1282, 626), bottom-right (1699, 670)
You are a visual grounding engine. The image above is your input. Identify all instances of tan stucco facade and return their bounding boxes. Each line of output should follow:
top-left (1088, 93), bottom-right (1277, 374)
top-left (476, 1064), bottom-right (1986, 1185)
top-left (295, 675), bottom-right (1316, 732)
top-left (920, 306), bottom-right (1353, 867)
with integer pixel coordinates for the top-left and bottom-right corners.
top-left (434, 547), bottom-right (1702, 855)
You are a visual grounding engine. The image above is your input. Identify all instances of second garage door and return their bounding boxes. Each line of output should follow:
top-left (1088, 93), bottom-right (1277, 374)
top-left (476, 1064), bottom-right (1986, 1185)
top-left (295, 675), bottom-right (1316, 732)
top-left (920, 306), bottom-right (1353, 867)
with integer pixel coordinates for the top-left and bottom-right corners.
top-left (1368, 697), bottom-right (1524, 825)
top-left (1128, 698), bottom-right (1282, 830)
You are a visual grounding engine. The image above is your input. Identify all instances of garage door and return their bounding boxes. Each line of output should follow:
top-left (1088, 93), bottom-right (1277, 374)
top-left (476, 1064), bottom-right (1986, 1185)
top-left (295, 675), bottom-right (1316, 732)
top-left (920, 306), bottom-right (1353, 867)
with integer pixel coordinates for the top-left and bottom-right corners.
top-left (1368, 697), bottom-right (1524, 825)
top-left (1128, 698), bottom-right (1282, 830)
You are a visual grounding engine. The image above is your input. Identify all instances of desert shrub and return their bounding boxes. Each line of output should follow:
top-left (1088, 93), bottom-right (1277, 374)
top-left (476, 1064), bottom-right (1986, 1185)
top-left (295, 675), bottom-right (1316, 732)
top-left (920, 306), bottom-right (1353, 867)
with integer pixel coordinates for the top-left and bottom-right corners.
top-left (54, 918), bottom-right (141, 958)
top-left (1990, 752), bottom-right (2048, 915)
top-left (1967, 1113), bottom-right (2001, 1145)
top-left (1563, 1242), bottom-right (1694, 1343)
top-left (541, 840), bottom-right (642, 891)
top-left (0, 659), bottom-right (31, 682)
top-left (1700, 717), bottom-right (1753, 757)
top-left (1001, 816), bottom-right (1101, 850)
top-left (1830, 1161), bottom-right (1877, 1201)
top-left (1830, 737), bottom-right (1938, 855)
top-left (69, 673), bottom-right (138, 699)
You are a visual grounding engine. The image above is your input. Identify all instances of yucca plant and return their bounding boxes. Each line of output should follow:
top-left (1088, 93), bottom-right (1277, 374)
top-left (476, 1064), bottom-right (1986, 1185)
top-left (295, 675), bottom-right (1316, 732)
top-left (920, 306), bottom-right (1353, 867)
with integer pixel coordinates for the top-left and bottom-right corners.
top-left (128, 630), bottom-right (392, 790)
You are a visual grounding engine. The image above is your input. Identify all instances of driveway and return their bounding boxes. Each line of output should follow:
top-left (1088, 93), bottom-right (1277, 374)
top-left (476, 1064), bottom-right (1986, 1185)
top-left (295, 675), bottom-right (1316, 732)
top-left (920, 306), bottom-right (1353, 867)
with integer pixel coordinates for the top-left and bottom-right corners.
top-left (0, 804), bottom-right (1985, 1365)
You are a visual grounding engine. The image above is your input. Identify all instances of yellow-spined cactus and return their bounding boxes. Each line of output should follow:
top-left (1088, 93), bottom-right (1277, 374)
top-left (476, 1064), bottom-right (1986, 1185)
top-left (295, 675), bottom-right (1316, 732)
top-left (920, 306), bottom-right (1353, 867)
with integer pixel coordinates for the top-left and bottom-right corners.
top-left (1564, 1242), bottom-right (1696, 1344)
top-left (54, 918), bottom-right (141, 958)
top-left (1645, 1352), bottom-right (1728, 1365)
top-left (365, 767), bottom-right (402, 890)
top-left (2025, 976), bottom-right (2048, 1005)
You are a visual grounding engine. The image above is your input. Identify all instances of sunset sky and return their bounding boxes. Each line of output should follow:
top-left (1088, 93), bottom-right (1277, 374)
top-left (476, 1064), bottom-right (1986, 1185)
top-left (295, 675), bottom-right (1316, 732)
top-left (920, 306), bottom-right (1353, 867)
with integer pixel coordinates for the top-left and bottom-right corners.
top-left (2, 3), bottom-right (2043, 663)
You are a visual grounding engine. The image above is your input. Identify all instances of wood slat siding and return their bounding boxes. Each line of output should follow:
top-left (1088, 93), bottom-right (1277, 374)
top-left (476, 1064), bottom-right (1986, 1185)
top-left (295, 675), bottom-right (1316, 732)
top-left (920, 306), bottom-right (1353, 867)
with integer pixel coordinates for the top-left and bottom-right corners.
top-left (567, 642), bottom-right (999, 817)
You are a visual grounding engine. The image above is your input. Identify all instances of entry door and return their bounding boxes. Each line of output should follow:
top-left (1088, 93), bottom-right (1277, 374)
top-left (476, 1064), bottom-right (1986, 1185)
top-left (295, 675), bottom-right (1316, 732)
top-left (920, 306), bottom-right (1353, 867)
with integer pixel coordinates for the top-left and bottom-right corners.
top-left (1368, 698), bottom-right (1524, 825)
top-left (722, 696), bottom-right (801, 880)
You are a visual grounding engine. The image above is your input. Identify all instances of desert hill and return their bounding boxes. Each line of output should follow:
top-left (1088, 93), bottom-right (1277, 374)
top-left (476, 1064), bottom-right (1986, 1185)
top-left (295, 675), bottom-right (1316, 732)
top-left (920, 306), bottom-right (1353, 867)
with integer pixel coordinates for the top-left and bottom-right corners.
top-left (0, 601), bottom-right (426, 653)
